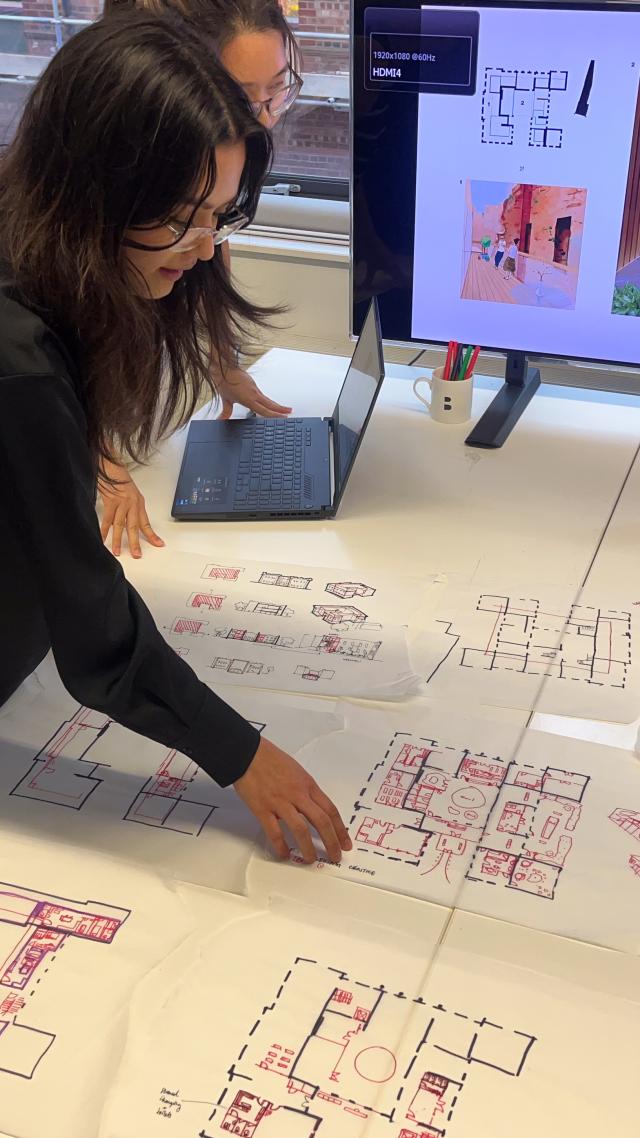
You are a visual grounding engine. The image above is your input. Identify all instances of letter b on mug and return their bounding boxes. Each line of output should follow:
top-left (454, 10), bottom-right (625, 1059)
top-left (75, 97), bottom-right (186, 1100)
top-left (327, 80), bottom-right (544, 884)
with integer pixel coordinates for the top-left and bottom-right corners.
top-left (413, 366), bottom-right (473, 425)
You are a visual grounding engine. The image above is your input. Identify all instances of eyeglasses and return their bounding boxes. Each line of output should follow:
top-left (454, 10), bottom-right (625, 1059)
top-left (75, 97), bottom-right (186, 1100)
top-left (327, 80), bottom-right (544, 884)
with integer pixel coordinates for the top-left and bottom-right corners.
top-left (250, 74), bottom-right (303, 120)
top-left (124, 208), bottom-right (249, 254)
top-left (165, 208), bottom-right (249, 251)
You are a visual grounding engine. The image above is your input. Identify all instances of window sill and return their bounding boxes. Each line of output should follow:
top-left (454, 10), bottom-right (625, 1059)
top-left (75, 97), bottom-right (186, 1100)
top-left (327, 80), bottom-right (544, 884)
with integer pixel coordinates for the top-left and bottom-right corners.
top-left (231, 228), bottom-right (349, 265)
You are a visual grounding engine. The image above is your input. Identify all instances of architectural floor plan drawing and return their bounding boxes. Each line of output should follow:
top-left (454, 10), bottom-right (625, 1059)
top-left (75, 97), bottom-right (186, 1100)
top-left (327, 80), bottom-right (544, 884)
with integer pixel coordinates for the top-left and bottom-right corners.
top-left (481, 67), bottom-right (569, 147)
top-left (0, 883), bottom-right (129, 1078)
top-left (10, 705), bottom-right (112, 809)
top-left (123, 721), bottom-right (266, 838)
top-left (206, 957), bottom-right (535, 1138)
top-left (0, 679), bottom-right (340, 893)
top-left (421, 589), bottom-right (639, 719)
top-left (290, 705), bottom-right (640, 950)
top-left (349, 731), bottom-right (588, 903)
top-left (101, 894), bottom-right (640, 1138)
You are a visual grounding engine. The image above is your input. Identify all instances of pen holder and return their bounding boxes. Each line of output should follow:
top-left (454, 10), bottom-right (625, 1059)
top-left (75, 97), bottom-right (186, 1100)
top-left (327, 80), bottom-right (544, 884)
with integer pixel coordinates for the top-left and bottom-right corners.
top-left (413, 366), bottom-right (474, 425)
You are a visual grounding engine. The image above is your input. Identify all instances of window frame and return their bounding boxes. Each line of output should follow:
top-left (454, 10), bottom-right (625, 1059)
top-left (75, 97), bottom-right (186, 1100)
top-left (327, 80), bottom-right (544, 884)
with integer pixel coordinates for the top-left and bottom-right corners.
top-left (0, 8), bottom-right (351, 214)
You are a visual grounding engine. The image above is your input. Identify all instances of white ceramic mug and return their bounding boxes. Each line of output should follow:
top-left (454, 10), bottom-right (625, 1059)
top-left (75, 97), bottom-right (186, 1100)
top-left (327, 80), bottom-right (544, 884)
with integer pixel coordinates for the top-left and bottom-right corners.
top-left (412, 365), bottom-right (474, 425)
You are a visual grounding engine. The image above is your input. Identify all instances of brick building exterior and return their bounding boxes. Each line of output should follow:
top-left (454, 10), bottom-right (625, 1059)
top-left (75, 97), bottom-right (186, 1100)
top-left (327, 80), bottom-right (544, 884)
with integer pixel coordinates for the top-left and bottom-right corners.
top-left (0, 0), bottom-right (349, 177)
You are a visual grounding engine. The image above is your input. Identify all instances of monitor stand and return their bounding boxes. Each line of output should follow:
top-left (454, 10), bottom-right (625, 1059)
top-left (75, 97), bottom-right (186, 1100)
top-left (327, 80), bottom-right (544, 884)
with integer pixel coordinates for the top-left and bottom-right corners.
top-left (465, 351), bottom-right (541, 449)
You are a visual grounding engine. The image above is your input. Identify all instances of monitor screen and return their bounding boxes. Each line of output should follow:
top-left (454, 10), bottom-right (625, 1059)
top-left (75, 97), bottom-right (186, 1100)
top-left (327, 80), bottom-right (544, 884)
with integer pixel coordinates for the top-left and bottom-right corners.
top-left (333, 299), bottom-right (384, 499)
top-left (352, 0), bottom-right (640, 368)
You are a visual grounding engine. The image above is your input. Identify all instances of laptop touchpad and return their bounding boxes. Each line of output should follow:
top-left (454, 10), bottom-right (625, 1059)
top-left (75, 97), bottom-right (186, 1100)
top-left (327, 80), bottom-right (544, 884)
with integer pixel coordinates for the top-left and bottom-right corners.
top-left (180, 441), bottom-right (235, 506)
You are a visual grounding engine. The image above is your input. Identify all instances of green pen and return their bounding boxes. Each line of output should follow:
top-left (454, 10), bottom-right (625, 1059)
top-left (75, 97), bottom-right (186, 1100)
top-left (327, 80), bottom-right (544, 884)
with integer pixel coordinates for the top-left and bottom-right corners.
top-left (458, 344), bottom-right (473, 381)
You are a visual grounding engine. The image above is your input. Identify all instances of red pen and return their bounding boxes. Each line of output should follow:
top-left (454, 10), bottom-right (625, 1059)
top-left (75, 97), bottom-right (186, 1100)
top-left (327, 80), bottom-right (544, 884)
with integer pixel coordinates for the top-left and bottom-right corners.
top-left (443, 340), bottom-right (456, 381)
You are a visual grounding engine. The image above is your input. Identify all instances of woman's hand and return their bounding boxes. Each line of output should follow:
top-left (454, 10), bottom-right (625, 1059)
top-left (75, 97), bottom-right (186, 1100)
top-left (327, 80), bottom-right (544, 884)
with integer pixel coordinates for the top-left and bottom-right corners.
top-left (216, 365), bottom-right (292, 420)
top-left (234, 736), bottom-right (352, 864)
top-left (99, 459), bottom-right (165, 558)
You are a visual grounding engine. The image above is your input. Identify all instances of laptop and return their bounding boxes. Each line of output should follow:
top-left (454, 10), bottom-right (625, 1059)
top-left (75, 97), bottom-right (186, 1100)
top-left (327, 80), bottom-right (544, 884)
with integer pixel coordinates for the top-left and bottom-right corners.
top-left (172, 298), bottom-right (384, 520)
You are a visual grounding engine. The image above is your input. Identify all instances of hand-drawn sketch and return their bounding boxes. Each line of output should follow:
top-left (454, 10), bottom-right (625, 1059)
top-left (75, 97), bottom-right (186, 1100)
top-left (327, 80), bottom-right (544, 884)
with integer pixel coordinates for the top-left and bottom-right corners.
top-left (10, 706), bottom-right (111, 809)
top-left (206, 957), bottom-right (535, 1138)
top-left (99, 880), bottom-right (640, 1138)
top-left (325, 582), bottom-right (376, 599)
top-left (312, 604), bottom-right (368, 624)
top-left (169, 618), bottom-right (209, 636)
top-left (432, 595), bottom-right (631, 686)
top-left (0, 884), bottom-right (128, 1078)
top-left (346, 732), bottom-right (588, 900)
top-left (294, 667), bottom-right (336, 682)
top-left (202, 565), bottom-right (244, 581)
top-left (213, 627), bottom-right (383, 660)
top-left (235, 601), bottom-right (294, 618)
top-left (609, 808), bottom-right (640, 881)
top-left (123, 723), bottom-right (265, 837)
top-left (0, 684), bottom-right (341, 892)
top-left (481, 67), bottom-right (568, 148)
top-left (609, 807), bottom-right (640, 841)
top-left (253, 572), bottom-right (313, 590)
top-left (211, 657), bottom-right (274, 676)
top-left (124, 551), bottom-right (431, 697)
top-left (422, 590), bottom-right (639, 719)
top-left (290, 705), bottom-right (640, 950)
top-left (188, 593), bottom-right (225, 610)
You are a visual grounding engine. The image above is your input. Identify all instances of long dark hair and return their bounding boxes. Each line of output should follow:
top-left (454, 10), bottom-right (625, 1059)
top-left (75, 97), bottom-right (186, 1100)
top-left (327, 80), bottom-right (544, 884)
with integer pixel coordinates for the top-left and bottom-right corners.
top-left (104, 0), bottom-right (302, 77)
top-left (0, 12), bottom-right (276, 465)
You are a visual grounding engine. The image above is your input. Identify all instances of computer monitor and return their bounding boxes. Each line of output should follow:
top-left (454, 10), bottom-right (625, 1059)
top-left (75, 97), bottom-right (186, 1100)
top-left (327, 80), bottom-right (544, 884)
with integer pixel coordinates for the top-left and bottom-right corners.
top-left (352, 0), bottom-right (640, 446)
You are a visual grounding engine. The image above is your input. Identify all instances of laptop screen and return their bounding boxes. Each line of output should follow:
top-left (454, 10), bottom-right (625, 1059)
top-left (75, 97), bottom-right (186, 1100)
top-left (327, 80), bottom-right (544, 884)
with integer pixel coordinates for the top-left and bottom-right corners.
top-left (332, 299), bottom-right (385, 504)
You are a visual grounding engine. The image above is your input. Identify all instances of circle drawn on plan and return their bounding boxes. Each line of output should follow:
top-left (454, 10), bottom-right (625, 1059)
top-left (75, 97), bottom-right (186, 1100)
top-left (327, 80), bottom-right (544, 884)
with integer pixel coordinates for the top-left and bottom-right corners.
top-left (354, 1046), bottom-right (397, 1083)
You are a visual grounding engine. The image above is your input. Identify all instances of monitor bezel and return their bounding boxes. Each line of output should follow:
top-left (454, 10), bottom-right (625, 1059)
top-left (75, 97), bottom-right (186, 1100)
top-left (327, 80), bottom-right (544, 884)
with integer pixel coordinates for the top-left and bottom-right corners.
top-left (350, 0), bottom-right (640, 371)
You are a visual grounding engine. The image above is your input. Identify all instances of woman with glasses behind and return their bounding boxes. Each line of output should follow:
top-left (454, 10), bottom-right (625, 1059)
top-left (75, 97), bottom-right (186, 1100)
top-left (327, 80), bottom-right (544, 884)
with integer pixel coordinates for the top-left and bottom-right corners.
top-left (0, 12), bottom-right (351, 866)
top-left (101, 0), bottom-right (304, 556)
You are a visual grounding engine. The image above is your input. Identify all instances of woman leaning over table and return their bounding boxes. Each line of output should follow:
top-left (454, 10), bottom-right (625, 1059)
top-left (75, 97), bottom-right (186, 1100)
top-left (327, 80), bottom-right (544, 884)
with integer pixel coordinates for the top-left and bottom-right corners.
top-left (100, 0), bottom-right (304, 557)
top-left (0, 12), bottom-right (351, 865)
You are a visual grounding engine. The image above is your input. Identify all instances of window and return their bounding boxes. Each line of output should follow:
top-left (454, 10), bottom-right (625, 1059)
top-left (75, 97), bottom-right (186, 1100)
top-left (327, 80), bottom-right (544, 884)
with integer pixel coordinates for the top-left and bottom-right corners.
top-left (1, 0), bottom-right (350, 197)
top-left (0, 0), bottom-right (90, 144)
top-left (270, 0), bottom-right (349, 192)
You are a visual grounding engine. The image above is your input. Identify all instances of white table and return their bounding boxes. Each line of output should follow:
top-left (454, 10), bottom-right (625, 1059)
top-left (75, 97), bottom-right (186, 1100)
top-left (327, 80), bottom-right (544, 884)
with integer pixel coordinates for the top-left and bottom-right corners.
top-left (137, 349), bottom-right (640, 589)
top-left (131, 348), bottom-right (640, 753)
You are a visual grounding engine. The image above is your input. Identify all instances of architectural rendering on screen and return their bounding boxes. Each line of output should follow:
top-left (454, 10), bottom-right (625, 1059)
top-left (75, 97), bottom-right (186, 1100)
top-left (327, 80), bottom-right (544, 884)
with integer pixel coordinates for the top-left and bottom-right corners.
top-left (461, 180), bottom-right (587, 310)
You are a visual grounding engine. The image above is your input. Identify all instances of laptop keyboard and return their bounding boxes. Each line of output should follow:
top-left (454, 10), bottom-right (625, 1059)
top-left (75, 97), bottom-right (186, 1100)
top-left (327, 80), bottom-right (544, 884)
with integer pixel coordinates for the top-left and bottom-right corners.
top-left (234, 418), bottom-right (311, 510)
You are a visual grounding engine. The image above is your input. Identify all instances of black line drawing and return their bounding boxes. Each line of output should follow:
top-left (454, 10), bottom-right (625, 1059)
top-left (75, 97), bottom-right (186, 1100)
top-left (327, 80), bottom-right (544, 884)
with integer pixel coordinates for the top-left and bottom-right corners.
top-left (10, 707), bottom-right (111, 810)
top-left (294, 666), bottom-right (336, 682)
top-left (325, 582), bottom-right (376, 599)
top-left (575, 60), bottom-right (594, 116)
top-left (123, 723), bottom-right (265, 837)
top-left (253, 572), bottom-right (313, 590)
top-left (427, 596), bottom-right (632, 690)
top-left (312, 605), bottom-right (368, 624)
top-left (213, 628), bottom-right (382, 660)
top-left (235, 600), bottom-right (295, 618)
top-left (207, 957), bottom-right (535, 1137)
top-left (481, 67), bottom-right (568, 148)
top-left (210, 656), bottom-right (274, 676)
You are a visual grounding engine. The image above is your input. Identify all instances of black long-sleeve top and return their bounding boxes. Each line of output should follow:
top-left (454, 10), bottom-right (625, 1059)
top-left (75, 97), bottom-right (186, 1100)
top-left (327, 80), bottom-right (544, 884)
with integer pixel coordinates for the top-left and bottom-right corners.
top-left (0, 267), bottom-right (260, 786)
